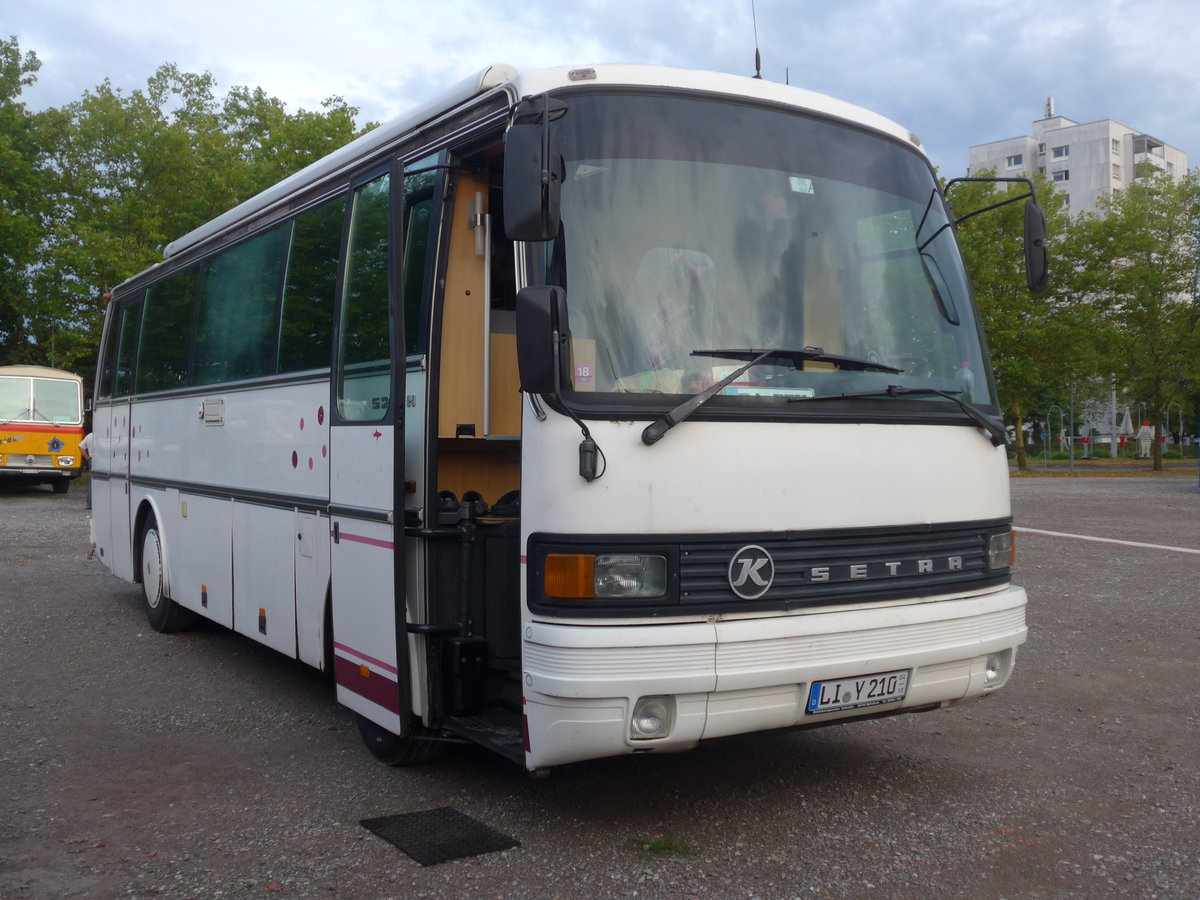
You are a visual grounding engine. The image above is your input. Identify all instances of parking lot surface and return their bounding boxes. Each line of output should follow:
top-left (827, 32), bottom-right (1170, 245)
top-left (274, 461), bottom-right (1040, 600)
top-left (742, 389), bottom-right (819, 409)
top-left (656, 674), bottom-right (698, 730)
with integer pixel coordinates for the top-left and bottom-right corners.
top-left (2, 475), bottom-right (1198, 898)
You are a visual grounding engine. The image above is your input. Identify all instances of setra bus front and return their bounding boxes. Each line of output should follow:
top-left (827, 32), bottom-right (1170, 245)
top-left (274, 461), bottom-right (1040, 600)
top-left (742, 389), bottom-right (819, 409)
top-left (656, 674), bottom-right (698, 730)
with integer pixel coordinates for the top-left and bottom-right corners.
top-left (500, 69), bottom-right (1041, 769)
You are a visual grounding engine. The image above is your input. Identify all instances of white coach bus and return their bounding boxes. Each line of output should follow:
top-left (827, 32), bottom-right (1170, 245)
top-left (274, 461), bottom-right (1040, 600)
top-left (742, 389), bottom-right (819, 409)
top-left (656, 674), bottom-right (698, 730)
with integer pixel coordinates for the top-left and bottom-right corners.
top-left (92, 64), bottom-right (1047, 771)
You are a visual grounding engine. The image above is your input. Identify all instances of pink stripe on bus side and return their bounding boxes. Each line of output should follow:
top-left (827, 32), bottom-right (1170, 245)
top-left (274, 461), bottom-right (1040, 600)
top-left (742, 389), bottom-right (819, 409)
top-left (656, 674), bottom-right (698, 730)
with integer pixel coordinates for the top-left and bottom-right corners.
top-left (333, 642), bottom-right (399, 675)
top-left (332, 530), bottom-right (394, 550)
top-left (334, 656), bottom-right (400, 714)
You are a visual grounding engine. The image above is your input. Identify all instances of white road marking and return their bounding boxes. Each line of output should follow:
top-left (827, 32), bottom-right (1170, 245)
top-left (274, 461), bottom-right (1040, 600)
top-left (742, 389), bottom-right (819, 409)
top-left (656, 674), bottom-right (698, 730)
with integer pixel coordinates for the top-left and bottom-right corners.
top-left (1014, 526), bottom-right (1200, 555)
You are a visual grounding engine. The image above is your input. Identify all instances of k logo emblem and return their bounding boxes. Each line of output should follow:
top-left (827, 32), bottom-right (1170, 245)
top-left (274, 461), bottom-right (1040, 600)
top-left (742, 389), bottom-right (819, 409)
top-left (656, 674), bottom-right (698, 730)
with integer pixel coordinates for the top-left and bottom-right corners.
top-left (728, 545), bottom-right (774, 599)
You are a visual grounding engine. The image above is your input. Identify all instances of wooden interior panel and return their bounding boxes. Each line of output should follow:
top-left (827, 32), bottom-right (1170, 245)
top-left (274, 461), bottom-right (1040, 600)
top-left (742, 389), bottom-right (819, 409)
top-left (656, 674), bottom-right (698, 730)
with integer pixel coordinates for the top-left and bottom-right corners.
top-left (489, 332), bottom-right (521, 436)
top-left (438, 173), bottom-right (488, 438)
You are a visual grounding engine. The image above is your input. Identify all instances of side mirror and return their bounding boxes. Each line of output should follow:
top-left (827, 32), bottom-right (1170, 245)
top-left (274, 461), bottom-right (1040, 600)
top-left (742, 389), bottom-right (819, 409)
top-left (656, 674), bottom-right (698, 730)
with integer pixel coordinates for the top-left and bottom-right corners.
top-left (1024, 198), bottom-right (1049, 294)
top-left (503, 98), bottom-right (562, 242)
top-left (515, 285), bottom-right (571, 394)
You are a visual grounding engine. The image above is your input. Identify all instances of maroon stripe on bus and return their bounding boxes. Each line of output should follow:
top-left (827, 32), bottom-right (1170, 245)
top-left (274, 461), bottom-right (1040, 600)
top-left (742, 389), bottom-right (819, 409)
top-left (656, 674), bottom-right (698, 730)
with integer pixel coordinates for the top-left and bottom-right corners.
top-left (334, 656), bottom-right (401, 714)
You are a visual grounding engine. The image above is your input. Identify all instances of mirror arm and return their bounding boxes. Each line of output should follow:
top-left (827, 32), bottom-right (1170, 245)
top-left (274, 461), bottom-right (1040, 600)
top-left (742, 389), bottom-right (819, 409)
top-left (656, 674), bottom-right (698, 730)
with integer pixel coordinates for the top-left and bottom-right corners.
top-left (945, 176), bottom-right (1037, 226)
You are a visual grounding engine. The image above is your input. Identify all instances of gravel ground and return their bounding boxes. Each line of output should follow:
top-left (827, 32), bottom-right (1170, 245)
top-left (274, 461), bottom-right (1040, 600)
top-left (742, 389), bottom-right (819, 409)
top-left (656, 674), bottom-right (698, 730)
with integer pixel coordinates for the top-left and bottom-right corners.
top-left (2, 474), bottom-right (1198, 899)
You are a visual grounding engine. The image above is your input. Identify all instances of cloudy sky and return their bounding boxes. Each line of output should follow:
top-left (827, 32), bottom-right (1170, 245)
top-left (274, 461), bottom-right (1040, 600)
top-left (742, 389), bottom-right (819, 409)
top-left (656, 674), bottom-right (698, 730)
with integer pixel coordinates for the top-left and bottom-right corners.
top-left (7, 0), bottom-right (1198, 175)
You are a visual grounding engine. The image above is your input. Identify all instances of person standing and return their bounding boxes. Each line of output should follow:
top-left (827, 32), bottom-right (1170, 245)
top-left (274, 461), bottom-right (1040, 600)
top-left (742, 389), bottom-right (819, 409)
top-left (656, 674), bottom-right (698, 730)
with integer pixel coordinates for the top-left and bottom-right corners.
top-left (78, 432), bottom-right (93, 510)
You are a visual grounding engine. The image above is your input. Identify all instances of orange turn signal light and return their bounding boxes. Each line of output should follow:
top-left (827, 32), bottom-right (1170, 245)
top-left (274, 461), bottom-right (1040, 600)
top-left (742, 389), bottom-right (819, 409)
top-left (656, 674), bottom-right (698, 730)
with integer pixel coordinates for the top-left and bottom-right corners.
top-left (544, 553), bottom-right (595, 599)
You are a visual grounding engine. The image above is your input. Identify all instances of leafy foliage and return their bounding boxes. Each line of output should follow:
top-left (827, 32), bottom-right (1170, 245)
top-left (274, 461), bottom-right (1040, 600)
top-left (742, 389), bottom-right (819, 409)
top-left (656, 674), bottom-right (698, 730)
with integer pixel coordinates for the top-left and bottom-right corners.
top-left (953, 168), bottom-right (1200, 470)
top-left (951, 173), bottom-right (1081, 467)
top-left (0, 38), bottom-right (369, 382)
top-left (1063, 171), bottom-right (1200, 468)
top-left (0, 37), bottom-right (49, 363)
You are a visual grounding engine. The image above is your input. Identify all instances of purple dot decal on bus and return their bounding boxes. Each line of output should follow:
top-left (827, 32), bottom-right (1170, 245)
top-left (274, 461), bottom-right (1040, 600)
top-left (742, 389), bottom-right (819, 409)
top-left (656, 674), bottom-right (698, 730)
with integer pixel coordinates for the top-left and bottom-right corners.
top-left (308, 457), bottom-right (314, 470)
top-left (317, 406), bottom-right (325, 425)
top-left (291, 451), bottom-right (298, 468)
top-left (322, 445), bottom-right (327, 458)
top-left (300, 418), bottom-right (305, 431)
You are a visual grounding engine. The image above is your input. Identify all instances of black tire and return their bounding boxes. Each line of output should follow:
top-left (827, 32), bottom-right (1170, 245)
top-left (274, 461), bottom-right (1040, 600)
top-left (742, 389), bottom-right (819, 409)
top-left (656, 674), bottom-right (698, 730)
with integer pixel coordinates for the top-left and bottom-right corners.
top-left (355, 713), bottom-right (445, 766)
top-left (140, 518), bottom-right (198, 633)
top-left (51, 479), bottom-right (69, 494)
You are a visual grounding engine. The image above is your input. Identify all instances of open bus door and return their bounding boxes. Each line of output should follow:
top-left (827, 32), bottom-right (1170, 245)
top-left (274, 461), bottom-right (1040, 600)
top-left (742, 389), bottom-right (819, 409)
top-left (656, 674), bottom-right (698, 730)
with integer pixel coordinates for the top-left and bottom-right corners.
top-left (327, 165), bottom-right (416, 761)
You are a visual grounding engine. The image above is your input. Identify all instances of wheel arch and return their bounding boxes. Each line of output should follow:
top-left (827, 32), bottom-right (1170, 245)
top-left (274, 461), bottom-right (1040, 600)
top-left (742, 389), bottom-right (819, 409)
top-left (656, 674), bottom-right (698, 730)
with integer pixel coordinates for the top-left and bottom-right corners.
top-left (132, 496), bottom-right (170, 593)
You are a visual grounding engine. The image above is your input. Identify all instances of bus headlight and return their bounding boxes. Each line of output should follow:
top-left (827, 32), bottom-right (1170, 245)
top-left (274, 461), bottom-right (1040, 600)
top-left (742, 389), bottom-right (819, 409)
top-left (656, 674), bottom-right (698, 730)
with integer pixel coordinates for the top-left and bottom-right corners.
top-left (595, 554), bottom-right (667, 598)
top-left (544, 553), bottom-right (667, 600)
top-left (987, 531), bottom-right (1014, 570)
top-left (58, 456), bottom-right (75, 467)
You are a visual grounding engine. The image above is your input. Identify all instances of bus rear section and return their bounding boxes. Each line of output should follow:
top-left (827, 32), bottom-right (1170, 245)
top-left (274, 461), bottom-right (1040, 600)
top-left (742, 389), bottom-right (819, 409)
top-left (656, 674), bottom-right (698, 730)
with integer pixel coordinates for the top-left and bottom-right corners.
top-left (0, 366), bottom-right (85, 493)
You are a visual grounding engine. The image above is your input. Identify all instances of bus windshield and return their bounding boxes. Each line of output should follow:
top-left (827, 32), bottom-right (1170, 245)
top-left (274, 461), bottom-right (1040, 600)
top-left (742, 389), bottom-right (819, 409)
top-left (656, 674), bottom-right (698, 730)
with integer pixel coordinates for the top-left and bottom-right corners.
top-left (0, 375), bottom-right (83, 424)
top-left (541, 92), bottom-right (995, 410)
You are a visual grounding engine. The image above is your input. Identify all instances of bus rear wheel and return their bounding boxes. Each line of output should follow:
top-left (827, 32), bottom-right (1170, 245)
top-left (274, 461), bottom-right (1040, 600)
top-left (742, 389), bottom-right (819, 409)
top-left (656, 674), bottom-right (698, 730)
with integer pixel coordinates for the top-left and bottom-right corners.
top-left (140, 518), bottom-right (198, 633)
top-left (355, 713), bottom-right (445, 766)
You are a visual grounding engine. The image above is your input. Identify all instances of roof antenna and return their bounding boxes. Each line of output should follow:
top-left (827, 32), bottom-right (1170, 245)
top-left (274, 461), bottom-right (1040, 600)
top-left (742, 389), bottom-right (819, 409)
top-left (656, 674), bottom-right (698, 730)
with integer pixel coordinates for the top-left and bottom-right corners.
top-left (751, 0), bottom-right (762, 78)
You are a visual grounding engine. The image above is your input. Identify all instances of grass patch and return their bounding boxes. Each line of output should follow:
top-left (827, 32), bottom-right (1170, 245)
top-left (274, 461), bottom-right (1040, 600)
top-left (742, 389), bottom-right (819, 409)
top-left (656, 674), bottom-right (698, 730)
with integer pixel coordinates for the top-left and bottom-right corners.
top-left (627, 830), bottom-right (698, 858)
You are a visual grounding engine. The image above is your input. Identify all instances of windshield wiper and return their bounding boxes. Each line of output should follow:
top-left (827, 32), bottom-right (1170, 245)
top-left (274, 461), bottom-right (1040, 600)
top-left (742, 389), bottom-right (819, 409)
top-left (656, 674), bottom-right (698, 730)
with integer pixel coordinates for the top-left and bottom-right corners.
top-left (29, 405), bottom-right (58, 425)
top-left (694, 347), bottom-right (903, 374)
top-left (0, 407), bottom-right (33, 426)
top-left (641, 347), bottom-right (901, 446)
top-left (791, 384), bottom-right (1007, 447)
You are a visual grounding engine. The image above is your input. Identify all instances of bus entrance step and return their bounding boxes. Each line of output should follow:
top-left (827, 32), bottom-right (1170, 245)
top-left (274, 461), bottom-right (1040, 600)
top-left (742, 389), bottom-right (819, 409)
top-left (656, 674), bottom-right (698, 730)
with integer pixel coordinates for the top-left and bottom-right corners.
top-left (442, 708), bottom-right (524, 764)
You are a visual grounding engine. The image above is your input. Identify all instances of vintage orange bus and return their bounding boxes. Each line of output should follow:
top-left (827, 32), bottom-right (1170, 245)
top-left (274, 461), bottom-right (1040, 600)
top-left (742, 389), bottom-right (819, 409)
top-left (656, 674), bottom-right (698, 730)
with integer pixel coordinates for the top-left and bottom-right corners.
top-left (0, 365), bottom-right (85, 493)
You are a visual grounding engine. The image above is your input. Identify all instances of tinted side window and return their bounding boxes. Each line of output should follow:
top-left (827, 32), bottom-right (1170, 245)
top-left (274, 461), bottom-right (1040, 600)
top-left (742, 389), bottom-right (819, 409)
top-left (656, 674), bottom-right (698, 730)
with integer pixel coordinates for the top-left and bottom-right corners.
top-left (96, 300), bottom-right (128, 400)
top-left (279, 196), bottom-right (346, 373)
top-left (115, 300), bottom-right (141, 397)
top-left (337, 174), bottom-right (391, 421)
top-left (194, 227), bottom-right (285, 385)
top-left (138, 270), bottom-right (195, 393)
top-left (402, 162), bottom-right (438, 356)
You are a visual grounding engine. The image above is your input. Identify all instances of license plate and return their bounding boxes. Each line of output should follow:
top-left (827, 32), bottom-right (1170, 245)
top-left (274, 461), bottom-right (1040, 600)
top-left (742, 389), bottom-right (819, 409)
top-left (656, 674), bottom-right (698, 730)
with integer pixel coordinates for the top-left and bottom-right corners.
top-left (806, 669), bottom-right (910, 715)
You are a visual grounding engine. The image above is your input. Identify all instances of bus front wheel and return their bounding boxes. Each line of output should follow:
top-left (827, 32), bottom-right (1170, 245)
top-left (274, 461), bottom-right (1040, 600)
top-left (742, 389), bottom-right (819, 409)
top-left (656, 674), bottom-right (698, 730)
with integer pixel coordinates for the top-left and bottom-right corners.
top-left (140, 518), bottom-right (197, 633)
top-left (355, 713), bottom-right (445, 766)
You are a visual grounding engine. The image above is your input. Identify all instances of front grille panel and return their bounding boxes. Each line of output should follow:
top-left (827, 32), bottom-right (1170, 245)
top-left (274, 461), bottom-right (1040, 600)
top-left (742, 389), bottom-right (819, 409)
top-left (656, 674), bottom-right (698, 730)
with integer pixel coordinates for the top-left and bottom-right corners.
top-left (680, 523), bottom-right (1002, 609)
top-left (1, 454), bottom-right (53, 467)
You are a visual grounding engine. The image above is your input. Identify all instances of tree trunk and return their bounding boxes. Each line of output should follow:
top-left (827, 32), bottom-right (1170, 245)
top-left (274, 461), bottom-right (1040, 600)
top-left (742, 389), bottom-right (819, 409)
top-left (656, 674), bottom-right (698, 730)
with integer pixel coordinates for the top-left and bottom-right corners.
top-left (1013, 412), bottom-right (1027, 470)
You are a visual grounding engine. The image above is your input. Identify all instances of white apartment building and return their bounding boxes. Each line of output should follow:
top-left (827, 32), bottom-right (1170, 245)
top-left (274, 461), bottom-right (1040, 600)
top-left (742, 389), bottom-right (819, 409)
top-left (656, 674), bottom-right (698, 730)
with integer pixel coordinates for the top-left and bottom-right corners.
top-left (967, 98), bottom-right (1188, 215)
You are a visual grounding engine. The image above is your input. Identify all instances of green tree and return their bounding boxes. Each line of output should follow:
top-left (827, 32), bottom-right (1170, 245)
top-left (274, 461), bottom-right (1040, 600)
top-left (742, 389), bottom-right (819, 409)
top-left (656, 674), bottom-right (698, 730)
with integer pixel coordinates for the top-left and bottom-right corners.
top-left (1069, 171), bottom-right (1200, 470)
top-left (951, 173), bottom-right (1085, 469)
top-left (27, 61), bottom-right (368, 380)
top-left (0, 36), bottom-right (51, 365)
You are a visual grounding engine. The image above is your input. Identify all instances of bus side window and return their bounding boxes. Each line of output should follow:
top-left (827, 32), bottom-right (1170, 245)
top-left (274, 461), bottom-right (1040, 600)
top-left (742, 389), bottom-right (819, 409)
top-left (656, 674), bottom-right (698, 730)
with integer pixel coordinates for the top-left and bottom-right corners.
top-left (97, 300), bottom-right (129, 400)
top-left (280, 196), bottom-right (346, 373)
top-left (195, 226), bottom-right (286, 385)
top-left (402, 162), bottom-right (438, 357)
top-left (115, 297), bottom-right (143, 397)
top-left (337, 173), bottom-right (392, 421)
top-left (138, 268), bottom-right (197, 393)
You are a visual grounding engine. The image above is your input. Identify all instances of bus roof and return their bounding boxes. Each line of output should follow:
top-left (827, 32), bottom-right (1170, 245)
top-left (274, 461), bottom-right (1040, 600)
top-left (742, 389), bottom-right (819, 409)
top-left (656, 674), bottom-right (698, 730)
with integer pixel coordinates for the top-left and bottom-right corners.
top-left (154, 63), bottom-right (925, 269)
top-left (0, 365), bottom-right (83, 382)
